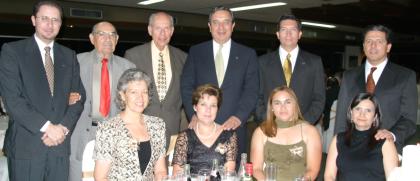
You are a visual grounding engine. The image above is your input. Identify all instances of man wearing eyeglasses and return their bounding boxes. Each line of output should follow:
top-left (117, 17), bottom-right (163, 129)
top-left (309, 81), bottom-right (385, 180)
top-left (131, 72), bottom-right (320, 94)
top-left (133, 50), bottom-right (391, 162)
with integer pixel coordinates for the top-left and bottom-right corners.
top-left (124, 12), bottom-right (187, 149)
top-left (68, 21), bottom-right (135, 181)
top-left (0, 1), bottom-right (85, 180)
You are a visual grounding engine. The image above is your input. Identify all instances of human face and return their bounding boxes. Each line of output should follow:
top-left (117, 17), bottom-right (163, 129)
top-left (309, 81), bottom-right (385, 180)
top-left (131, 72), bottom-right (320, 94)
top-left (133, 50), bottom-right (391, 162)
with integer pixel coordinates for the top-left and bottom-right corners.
top-left (276, 19), bottom-right (302, 52)
top-left (351, 99), bottom-right (376, 131)
top-left (363, 30), bottom-right (392, 66)
top-left (120, 80), bottom-right (149, 114)
top-left (148, 13), bottom-right (174, 51)
top-left (271, 91), bottom-right (297, 122)
top-left (208, 10), bottom-right (235, 44)
top-left (31, 5), bottom-right (62, 44)
top-left (89, 22), bottom-right (118, 59)
top-left (193, 94), bottom-right (218, 125)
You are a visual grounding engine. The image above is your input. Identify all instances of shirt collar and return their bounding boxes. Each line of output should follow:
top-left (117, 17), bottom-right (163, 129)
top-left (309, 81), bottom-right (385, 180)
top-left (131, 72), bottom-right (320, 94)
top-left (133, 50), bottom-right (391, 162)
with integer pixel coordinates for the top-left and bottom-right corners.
top-left (34, 34), bottom-right (54, 51)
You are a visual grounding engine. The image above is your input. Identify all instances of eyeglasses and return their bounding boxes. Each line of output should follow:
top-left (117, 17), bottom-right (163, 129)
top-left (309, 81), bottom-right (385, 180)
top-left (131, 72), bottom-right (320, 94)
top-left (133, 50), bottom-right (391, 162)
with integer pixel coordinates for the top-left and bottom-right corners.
top-left (210, 20), bottom-right (233, 27)
top-left (93, 31), bottom-right (118, 38)
top-left (36, 16), bottom-right (61, 25)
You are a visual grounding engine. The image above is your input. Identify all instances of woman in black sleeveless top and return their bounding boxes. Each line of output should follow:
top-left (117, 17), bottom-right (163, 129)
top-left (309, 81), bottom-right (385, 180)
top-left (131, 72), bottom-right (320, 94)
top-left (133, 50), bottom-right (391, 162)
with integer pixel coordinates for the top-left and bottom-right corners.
top-left (324, 93), bottom-right (398, 181)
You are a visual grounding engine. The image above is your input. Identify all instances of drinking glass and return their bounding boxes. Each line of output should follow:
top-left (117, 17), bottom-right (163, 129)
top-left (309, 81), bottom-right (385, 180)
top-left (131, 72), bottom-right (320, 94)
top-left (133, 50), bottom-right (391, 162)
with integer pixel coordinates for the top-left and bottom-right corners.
top-left (221, 171), bottom-right (238, 181)
top-left (264, 162), bottom-right (277, 181)
top-left (294, 175), bottom-right (311, 181)
top-left (198, 168), bottom-right (211, 181)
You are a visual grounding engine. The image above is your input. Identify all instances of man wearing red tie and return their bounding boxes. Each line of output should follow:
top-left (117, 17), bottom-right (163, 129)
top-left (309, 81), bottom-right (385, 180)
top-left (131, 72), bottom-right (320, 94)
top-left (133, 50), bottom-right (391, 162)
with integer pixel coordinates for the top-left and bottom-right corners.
top-left (68, 21), bottom-right (135, 181)
top-left (334, 25), bottom-right (417, 153)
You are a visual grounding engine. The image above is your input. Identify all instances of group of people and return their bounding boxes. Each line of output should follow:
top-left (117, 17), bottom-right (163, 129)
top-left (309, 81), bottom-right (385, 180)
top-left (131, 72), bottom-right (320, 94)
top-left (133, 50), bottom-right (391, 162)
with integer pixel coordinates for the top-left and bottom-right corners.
top-left (0, 0), bottom-right (417, 181)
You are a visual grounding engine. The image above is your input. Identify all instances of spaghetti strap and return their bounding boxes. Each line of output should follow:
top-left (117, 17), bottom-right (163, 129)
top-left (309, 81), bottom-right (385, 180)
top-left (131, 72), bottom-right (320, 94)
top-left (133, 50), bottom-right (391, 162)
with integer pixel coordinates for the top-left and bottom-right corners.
top-left (300, 123), bottom-right (304, 141)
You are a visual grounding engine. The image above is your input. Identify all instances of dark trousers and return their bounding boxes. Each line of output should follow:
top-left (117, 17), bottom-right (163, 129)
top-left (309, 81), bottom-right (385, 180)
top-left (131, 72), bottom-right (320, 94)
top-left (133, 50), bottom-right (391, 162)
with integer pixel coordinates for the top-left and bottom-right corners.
top-left (8, 153), bottom-right (69, 181)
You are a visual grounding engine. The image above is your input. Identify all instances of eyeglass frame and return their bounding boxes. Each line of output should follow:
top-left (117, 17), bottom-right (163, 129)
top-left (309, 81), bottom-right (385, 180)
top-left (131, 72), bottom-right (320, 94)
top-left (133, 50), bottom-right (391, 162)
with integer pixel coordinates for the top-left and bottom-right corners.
top-left (92, 31), bottom-right (118, 39)
top-left (35, 16), bottom-right (62, 25)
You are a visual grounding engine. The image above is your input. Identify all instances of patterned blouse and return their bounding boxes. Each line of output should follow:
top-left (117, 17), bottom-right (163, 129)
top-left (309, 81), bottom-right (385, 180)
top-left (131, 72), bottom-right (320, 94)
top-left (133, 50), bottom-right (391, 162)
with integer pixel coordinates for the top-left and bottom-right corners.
top-left (94, 114), bottom-right (166, 181)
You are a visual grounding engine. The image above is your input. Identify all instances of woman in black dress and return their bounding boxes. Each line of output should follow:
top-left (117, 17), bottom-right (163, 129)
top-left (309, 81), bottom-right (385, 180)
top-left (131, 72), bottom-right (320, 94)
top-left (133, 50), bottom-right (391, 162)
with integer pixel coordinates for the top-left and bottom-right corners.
top-left (172, 84), bottom-right (238, 174)
top-left (324, 93), bottom-right (398, 181)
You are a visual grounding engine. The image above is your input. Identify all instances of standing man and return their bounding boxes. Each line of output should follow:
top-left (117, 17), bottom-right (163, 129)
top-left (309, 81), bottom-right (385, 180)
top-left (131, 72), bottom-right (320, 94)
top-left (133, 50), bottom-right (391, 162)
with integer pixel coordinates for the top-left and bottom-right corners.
top-left (124, 12), bottom-right (187, 147)
top-left (0, 1), bottom-right (85, 180)
top-left (334, 25), bottom-right (417, 152)
top-left (69, 21), bottom-right (135, 181)
top-left (257, 14), bottom-right (325, 124)
top-left (181, 6), bottom-right (259, 159)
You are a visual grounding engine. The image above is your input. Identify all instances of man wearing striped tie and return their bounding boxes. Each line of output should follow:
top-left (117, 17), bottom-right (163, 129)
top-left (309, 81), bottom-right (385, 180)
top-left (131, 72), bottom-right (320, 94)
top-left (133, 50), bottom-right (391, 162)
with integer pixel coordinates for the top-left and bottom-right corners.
top-left (256, 14), bottom-right (325, 125)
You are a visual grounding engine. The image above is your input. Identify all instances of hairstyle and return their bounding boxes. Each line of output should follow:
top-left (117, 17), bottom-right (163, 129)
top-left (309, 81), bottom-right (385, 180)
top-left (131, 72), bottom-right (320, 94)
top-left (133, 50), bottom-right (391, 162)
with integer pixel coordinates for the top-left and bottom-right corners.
top-left (260, 86), bottom-right (305, 137)
top-left (148, 12), bottom-right (174, 27)
top-left (277, 14), bottom-right (302, 31)
top-left (115, 68), bottom-right (152, 110)
top-left (192, 84), bottom-right (222, 108)
top-left (344, 93), bottom-right (382, 149)
top-left (363, 25), bottom-right (393, 44)
top-left (91, 21), bottom-right (118, 34)
top-left (208, 6), bottom-right (235, 23)
top-left (33, 0), bottom-right (63, 18)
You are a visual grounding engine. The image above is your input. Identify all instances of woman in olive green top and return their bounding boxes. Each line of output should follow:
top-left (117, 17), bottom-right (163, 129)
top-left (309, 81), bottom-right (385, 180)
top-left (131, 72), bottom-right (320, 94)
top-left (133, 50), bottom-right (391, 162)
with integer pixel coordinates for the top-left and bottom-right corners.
top-left (250, 86), bottom-right (322, 181)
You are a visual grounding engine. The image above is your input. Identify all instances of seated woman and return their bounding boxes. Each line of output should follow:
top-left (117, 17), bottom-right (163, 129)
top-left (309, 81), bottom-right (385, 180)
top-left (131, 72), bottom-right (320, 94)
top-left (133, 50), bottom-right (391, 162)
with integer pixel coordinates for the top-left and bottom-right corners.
top-left (94, 69), bottom-right (167, 181)
top-left (251, 86), bottom-right (322, 181)
top-left (324, 93), bottom-right (398, 181)
top-left (172, 84), bottom-right (238, 174)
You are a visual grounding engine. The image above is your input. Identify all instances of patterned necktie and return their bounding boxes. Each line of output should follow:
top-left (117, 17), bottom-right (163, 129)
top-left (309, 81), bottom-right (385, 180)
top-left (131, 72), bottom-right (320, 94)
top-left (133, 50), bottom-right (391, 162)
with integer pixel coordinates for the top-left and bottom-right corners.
top-left (44, 46), bottom-right (54, 96)
top-left (100, 58), bottom-right (110, 117)
top-left (283, 53), bottom-right (292, 87)
top-left (157, 52), bottom-right (166, 101)
top-left (215, 44), bottom-right (224, 86)
top-left (366, 67), bottom-right (377, 94)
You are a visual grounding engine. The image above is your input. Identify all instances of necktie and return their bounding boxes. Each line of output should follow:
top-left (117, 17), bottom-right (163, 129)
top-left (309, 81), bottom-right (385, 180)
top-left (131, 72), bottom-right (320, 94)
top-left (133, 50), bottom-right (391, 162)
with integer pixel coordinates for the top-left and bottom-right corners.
top-left (157, 52), bottom-right (167, 101)
top-left (215, 44), bottom-right (224, 86)
top-left (44, 46), bottom-right (54, 96)
top-left (283, 53), bottom-right (292, 87)
top-left (100, 58), bottom-right (110, 117)
top-left (366, 67), bottom-right (377, 94)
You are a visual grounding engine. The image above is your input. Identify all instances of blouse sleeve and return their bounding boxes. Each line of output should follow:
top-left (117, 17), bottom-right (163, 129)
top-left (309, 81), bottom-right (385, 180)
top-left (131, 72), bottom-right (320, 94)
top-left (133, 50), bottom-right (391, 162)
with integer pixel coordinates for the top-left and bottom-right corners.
top-left (172, 131), bottom-right (188, 166)
top-left (156, 119), bottom-right (167, 158)
top-left (93, 122), bottom-right (114, 161)
top-left (225, 131), bottom-right (238, 161)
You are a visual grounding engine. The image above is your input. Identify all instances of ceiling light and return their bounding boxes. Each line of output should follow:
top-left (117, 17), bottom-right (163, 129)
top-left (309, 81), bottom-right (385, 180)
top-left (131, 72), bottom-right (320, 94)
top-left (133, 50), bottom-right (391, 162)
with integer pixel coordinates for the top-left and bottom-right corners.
top-left (231, 2), bottom-right (287, 12)
top-left (302, 21), bottom-right (336, 28)
top-left (138, 0), bottom-right (165, 5)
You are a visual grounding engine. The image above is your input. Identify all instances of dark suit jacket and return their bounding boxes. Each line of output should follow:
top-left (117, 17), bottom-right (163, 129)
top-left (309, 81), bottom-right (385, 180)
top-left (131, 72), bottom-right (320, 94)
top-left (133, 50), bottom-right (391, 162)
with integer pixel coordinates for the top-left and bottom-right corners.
top-left (0, 36), bottom-right (85, 159)
top-left (124, 42), bottom-right (187, 142)
top-left (181, 40), bottom-right (259, 153)
top-left (334, 62), bottom-right (417, 151)
top-left (256, 49), bottom-right (325, 124)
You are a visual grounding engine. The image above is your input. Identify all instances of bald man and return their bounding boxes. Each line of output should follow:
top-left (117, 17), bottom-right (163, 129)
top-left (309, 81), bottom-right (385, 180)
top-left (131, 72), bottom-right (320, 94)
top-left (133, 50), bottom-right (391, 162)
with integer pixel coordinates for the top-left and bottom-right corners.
top-left (69, 21), bottom-right (135, 181)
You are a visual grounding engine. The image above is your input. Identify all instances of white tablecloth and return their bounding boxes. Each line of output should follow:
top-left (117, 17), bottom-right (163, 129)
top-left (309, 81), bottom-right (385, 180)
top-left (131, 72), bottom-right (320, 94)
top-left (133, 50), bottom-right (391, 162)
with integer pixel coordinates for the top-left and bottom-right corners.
top-left (0, 115), bottom-right (9, 181)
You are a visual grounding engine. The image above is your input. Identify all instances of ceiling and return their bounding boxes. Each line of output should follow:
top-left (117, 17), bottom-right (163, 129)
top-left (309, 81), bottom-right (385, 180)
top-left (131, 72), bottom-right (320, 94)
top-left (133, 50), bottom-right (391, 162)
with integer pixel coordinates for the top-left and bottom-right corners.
top-left (65, 0), bottom-right (420, 36)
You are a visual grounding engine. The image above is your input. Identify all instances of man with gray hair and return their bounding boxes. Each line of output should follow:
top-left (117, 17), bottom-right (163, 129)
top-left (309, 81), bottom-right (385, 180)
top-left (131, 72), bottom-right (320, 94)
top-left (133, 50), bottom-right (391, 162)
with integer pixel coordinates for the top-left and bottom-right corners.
top-left (124, 12), bottom-right (187, 149)
top-left (69, 21), bottom-right (135, 180)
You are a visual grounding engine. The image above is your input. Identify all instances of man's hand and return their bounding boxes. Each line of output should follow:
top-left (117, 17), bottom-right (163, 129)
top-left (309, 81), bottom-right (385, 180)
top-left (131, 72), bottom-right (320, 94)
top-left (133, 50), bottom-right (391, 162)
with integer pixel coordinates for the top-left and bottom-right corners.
top-left (42, 124), bottom-right (67, 146)
top-left (375, 129), bottom-right (394, 141)
top-left (188, 115), bottom-right (198, 129)
top-left (222, 116), bottom-right (241, 130)
top-left (68, 92), bottom-right (81, 105)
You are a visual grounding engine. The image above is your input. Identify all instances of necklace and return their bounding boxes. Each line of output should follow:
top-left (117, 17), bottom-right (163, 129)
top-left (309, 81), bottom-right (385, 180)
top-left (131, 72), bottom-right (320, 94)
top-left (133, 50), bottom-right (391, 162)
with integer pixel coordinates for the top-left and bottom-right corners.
top-left (196, 122), bottom-right (217, 139)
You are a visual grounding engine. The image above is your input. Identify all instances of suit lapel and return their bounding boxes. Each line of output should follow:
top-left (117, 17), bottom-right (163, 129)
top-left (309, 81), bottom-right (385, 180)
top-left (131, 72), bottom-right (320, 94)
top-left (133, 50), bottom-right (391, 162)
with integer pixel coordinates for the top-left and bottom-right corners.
top-left (355, 66), bottom-right (366, 92)
top-left (267, 50), bottom-right (286, 86)
top-left (26, 38), bottom-right (52, 99)
top-left (204, 41), bottom-right (219, 87)
top-left (53, 43), bottom-right (67, 99)
top-left (144, 43), bottom-right (161, 103)
top-left (290, 50), bottom-right (306, 88)
top-left (375, 63), bottom-right (395, 94)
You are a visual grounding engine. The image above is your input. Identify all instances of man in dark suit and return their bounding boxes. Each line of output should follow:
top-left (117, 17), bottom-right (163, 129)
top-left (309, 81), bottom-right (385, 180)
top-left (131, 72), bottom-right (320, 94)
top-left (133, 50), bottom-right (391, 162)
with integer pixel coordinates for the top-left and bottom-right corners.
top-left (334, 25), bottom-right (417, 152)
top-left (256, 14), bottom-right (325, 124)
top-left (68, 21), bottom-right (135, 181)
top-left (0, 1), bottom-right (85, 180)
top-left (125, 12), bottom-right (187, 148)
top-left (181, 6), bottom-right (259, 158)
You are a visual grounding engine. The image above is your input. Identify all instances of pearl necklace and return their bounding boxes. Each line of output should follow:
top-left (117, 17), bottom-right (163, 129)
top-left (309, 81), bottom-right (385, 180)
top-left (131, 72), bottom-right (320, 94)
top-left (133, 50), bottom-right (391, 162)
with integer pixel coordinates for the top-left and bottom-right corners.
top-left (196, 122), bottom-right (217, 139)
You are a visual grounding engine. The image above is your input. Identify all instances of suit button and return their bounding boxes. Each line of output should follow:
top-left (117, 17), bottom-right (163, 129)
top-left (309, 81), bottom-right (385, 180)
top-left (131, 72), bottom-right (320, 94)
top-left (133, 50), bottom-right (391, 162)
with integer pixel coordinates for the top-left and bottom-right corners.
top-left (86, 128), bottom-right (90, 131)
